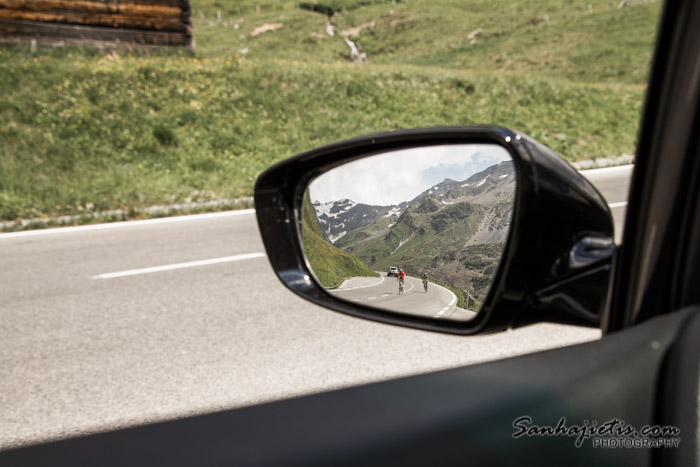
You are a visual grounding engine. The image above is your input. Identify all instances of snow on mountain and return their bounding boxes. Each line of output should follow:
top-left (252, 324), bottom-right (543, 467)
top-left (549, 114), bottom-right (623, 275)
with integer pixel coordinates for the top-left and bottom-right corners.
top-left (313, 199), bottom-right (357, 221)
top-left (311, 199), bottom-right (400, 242)
top-left (385, 207), bottom-right (402, 218)
top-left (475, 175), bottom-right (489, 187)
top-left (329, 231), bottom-right (347, 243)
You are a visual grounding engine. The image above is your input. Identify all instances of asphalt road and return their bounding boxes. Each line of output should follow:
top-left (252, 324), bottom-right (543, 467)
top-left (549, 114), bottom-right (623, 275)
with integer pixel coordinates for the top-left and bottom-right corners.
top-left (330, 274), bottom-right (474, 320)
top-left (581, 164), bottom-right (633, 244)
top-left (0, 165), bottom-right (631, 449)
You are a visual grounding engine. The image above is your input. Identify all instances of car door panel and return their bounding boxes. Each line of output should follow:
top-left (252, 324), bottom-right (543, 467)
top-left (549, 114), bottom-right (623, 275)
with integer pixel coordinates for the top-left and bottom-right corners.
top-left (2, 309), bottom-right (693, 467)
top-left (656, 308), bottom-right (700, 467)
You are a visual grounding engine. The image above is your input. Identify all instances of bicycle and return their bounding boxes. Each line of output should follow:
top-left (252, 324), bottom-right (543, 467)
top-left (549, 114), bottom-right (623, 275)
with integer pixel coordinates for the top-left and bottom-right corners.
top-left (398, 278), bottom-right (404, 294)
top-left (423, 279), bottom-right (428, 292)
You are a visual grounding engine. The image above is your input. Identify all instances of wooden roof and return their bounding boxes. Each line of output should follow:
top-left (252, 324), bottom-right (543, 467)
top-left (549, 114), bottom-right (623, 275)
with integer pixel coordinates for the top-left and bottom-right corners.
top-left (0, 0), bottom-right (193, 50)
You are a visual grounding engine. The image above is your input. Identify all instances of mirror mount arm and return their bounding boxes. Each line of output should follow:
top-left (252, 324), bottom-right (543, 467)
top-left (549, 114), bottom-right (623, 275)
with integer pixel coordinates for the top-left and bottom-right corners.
top-left (516, 261), bottom-right (613, 328)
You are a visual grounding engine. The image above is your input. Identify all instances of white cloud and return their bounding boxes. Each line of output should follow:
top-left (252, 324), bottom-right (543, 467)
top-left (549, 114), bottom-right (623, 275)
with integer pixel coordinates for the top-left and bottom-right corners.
top-left (308, 144), bottom-right (511, 205)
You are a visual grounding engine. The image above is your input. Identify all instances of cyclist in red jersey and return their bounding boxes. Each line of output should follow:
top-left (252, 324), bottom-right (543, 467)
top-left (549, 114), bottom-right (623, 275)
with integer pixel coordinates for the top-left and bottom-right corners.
top-left (397, 269), bottom-right (406, 293)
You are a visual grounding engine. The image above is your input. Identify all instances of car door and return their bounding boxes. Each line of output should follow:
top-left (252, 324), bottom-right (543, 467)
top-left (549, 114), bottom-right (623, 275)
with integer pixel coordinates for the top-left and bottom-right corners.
top-left (1, 0), bottom-right (698, 466)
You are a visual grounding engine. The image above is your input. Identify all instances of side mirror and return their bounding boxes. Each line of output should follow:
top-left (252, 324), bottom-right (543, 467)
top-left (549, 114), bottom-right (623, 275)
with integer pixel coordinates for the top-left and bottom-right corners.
top-left (254, 127), bottom-right (614, 335)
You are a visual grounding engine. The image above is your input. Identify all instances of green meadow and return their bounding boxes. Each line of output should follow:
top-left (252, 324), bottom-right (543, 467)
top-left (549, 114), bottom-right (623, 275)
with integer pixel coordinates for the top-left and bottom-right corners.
top-left (0, 0), bottom-right (661, 226)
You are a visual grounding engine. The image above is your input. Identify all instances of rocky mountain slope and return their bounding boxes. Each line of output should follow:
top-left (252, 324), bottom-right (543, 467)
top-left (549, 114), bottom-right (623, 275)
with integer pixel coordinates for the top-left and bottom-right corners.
top-left (308, 161), bottom-right (516, 303)
top-left (312, 199), bottom-right (404, 244)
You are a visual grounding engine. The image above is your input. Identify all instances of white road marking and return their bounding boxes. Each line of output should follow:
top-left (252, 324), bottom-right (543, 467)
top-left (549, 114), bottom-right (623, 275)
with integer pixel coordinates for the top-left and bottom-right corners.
top-left (608, 201), bottom-right (628, 209)
top-left (434, 285), bottom-right (459, 319)
top-left (401, 279), bottom-right (415, 294)
top-left (0, 209), bottom-right (256, 240)
top-left (579, 164), bottom-right (634, 175)
top-left (92, 252), bottom-right (266, 279)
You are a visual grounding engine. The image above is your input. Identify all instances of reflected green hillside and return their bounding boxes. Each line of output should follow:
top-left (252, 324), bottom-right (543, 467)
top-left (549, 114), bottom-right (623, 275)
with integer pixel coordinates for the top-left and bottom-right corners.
top-left (301, 193), bottom-right (378, 288)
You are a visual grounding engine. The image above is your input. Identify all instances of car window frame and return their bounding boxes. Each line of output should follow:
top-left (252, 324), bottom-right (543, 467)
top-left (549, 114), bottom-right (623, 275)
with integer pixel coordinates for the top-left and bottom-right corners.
top-left (605, 0), bottom-right (700, 333)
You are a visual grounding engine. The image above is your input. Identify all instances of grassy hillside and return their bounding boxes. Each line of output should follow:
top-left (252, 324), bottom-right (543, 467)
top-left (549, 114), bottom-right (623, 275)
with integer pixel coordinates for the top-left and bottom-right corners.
top-left (194, 0), bottom-right (659, 83)
top-left (342, 198), bottom-right (485, 272)
top-left (335, 213), bottom-right (397, 250)
top-left (301, 194), bottom-right (378, 288)
top-left (0, 0), bottom-right (661, 226)
top-left (338, 196), bottom-right (501, 302)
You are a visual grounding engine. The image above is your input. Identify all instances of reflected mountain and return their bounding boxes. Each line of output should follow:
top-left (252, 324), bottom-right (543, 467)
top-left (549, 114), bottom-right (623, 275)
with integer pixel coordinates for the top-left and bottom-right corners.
top-left (309, 161), bottom-right (515, 305)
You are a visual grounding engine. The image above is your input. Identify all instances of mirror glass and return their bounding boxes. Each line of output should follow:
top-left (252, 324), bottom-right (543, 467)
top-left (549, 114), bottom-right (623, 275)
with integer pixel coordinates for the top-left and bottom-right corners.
top-left (301, 144), bottom-right (515, 322)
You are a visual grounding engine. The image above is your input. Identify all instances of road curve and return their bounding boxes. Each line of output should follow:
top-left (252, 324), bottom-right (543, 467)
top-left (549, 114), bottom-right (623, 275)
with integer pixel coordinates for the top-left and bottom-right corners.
top-left (330, 274), bottom-right (475, 320)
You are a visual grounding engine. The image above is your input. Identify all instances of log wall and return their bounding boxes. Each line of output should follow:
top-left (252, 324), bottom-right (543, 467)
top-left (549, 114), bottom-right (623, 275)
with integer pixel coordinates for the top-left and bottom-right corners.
top-left (0, 0), bottom-right (193, 50)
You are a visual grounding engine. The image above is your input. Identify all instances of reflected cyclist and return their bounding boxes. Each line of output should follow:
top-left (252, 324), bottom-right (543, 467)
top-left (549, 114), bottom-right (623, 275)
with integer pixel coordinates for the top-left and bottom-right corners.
top-left (397, 268), bottom-right (406, 294)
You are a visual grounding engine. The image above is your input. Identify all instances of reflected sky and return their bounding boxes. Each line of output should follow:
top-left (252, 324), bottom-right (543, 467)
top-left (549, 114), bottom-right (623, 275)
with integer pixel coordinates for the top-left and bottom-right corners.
top-left (309, 144), bottom-right (511, 206)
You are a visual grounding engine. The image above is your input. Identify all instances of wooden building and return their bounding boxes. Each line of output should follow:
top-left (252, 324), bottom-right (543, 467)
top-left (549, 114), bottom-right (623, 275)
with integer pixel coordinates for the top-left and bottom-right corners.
top-left (0, 0), bottom-right (193, 50)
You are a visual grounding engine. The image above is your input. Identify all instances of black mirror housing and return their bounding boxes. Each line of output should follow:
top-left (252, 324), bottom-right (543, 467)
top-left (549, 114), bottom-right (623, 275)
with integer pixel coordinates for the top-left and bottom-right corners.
top-left (255, 127), bottom-right (614, 335)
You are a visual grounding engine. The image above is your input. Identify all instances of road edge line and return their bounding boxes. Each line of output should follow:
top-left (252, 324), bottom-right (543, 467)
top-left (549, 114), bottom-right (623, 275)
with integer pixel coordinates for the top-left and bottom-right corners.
top-left (0, 209), bottom-right (256, 240)
top-left (433, 283), bottom-right (458, 318)
top-left (579, 164), bottom-right (634, 175)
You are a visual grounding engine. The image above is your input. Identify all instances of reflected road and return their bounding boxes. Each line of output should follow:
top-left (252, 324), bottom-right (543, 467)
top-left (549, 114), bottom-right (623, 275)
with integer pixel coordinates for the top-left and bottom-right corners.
top-left (330, 274), bottom-right (476, 320)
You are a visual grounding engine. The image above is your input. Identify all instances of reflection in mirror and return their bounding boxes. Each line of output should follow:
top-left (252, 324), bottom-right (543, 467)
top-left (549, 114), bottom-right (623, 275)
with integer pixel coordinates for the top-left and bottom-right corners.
top-left (301, 144), bottom-right (515, 322)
